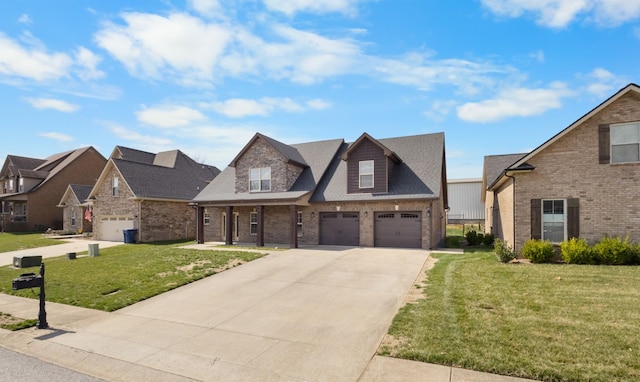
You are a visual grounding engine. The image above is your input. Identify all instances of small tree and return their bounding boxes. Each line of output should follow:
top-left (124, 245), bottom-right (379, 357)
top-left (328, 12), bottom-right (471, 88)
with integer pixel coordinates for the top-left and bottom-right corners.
top-left (494, 239), bottom-right (516, 263)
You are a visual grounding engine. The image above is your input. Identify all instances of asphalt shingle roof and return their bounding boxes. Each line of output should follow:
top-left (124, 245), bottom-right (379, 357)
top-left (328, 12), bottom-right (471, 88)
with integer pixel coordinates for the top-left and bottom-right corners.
top-left (113, 151), bottom-right (220, 200)
top-left (482, 153), bottom-right (527, 189)
top-left (310, 133), bottom-right (445, 202)
top-left (70, 184), bottom-right (94, 203)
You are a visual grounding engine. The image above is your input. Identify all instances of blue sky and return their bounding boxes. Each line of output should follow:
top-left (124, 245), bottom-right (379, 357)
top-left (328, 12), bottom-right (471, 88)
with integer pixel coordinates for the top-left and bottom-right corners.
top-left (1, 0), bottom-right (639, 179)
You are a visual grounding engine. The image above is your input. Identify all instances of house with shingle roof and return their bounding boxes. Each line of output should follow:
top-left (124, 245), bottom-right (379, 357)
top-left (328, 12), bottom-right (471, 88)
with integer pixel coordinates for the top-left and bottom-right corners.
top-left (0, 147), bottom-right (106, 232)
top-left (192, 132), bottom-right (447, 249)
top-left (57, 184), bottom-right (95, 233)
top-left (89, 146), bottom-right (220, 242)
top-left (482, 83), bottom-right (640, 252)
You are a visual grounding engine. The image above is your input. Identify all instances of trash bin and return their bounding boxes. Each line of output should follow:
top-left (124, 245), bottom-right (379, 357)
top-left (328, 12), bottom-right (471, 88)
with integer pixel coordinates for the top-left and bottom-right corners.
top-left (123, 229), bottom-right (138, 244)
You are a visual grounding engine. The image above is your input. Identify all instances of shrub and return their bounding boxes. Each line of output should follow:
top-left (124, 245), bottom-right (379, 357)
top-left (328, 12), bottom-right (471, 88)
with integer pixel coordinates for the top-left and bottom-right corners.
top-left (521, 239), bottom-right (555, 263)
top-left (592, 236), bottom-right (634, 265)
top-left (483, 233), bottom-right (495, 246)
top-left (560, 238), bottom-right (595, 264)
top-left (494, 239), bottom-right (516, 263)
top-left (465, 230), bottom-right (483, 246)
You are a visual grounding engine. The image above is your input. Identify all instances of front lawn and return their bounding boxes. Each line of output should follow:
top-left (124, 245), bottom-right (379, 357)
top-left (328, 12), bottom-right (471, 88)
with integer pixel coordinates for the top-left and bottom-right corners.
top-left (0, 232), bottom-right (64, 253)
top-left (380, 250), bottom-right (640, 382)
top-left (0, 242), bottom-right (267, 312)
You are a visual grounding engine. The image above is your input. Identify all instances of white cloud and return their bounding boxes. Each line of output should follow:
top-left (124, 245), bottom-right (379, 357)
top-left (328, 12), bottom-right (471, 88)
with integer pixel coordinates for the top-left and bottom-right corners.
top-left (481, 0), bottom-right (640, 28)
top-left (203, 96), bottom-right (331, 118)
top-left (457, 82), bottom-right (574, 122)
top-left (74, 47), bottom-right (105, 80)
top-left (38, 132), bottom-right (74, 142)
top-left (423, 100), bottom-right (458, 122)
top-left (581, 67), bottom-right (627, 97)
top-left (108, 124), bottom-right (174, 146)
top-left (95, 12), bottom-right (231, 86)
top-left (18, 14), bottom-right (32, 24)
top-left (0, 32), bottom-right (72, 81)
top-left (25, 97), bottom-right (79, 112)
top-left (188, 0), bottom-right (222, 18)
top-left (136, 105), bottom-right (207, 128)
top-left (263, 0), bottom-right (366, 16)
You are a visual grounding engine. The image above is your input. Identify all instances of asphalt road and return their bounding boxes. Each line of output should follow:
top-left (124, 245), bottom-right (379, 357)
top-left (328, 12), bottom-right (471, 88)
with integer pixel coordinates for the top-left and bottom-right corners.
top-left (0, 347), bottom-right (105, 382)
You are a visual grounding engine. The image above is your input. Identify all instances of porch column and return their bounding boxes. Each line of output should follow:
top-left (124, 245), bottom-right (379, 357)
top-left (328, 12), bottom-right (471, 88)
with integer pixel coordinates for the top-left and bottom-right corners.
top-left (256, 205), bottom-right (265, 247)
top-left (225, 205), bottom-right (234, 245)
top-left (195, 206), bottom-right (205, 244)
top-left (289, 204), bottom-right (298, 249)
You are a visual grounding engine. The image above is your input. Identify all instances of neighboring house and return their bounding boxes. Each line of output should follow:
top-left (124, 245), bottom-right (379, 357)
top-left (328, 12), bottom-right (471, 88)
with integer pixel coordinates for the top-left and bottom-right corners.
top-left (446, 178), bottom-right (484, 224)
top-left (89, 146), bottom-right (220, 242)
top-left (483, 83), bottom-right (640, 251)
top-left (0, 147), bottom-right (106, 232)
top-left (192, 132), bottom-right (448, 249)
top-left (57, 184), bottom-right (94, 233)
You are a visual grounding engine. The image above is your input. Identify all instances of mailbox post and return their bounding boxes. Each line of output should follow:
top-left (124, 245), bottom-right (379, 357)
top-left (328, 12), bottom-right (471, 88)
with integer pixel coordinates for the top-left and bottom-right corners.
top-left (12, 263), bottom-right (48, 329)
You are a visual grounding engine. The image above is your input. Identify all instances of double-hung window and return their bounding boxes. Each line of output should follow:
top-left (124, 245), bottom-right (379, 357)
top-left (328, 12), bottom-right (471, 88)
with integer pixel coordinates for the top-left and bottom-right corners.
top-left (542, 199), bottom-right (565, 243)
top-left (359, 160), bottom-right (374, 189)
top-left (611, 122), bottom-right (640, 163)
top-left (112, 177), bottom-right (119, 196)
top-left (297, 211), bottom-right (303, 237)
top-left (18, 178), bottom-right (24, 192)
top-left (71, 208), bottom-right (77, 227)
top-left (204, 209), bottom-right (210, 225)
top-left (250, 167), bottom-right (271, 192)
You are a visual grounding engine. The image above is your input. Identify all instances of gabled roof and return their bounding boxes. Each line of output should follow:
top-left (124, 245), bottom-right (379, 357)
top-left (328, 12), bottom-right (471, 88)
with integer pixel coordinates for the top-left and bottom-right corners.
top-left (340, 132), bottom-right (402, 163)
top-left (93, 149), bottom-right (220, 201)
top-left (58, 184), bottom-right (94, 206)
top-left (311, 132), bottom-right (445, 202)
top-left (482, 153), bottom-right (526, 190)
top-left (229, 133), bottom-right (308, 168)
top-left (110, 146), bottom-right (157, 164)
top-left (193, 137), bottom-right (344, 204)
top-left (510, 83), bottom-right (640, 169)
top-left (0, 147), bottom-right (104, 193)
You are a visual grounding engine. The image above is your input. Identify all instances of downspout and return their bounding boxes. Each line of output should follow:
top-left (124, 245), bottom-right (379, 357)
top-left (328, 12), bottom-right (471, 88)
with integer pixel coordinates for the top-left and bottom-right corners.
top-left (504, 173), bottom-right (516, 253)
top-left (138, 199), bottom-right (142, 242)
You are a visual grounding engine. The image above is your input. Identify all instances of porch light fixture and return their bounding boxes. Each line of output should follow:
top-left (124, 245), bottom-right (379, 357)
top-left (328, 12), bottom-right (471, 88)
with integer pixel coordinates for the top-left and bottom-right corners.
top-left (311, 212), bottom-right (315, 218)
top-left (336, 206), bottom-right (341, 211)
top-left (394, 205), bottom-right (399, 211)
top-left (364, 211), bottom-right (368, 217)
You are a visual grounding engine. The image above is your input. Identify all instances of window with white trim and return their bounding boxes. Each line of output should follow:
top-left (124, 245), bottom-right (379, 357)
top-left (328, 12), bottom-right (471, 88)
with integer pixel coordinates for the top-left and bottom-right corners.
top-left (359, 160), bottom-right (374, 189)
top-left (250, 212), bottom-right (258, 235)
top-left (297, 211), bottom-right (303, 237)
top-left (204, 209), bottom-right (210, 225)
top-left (542, 199), bottom-right (565, 243)
top-left (18, 178), bottom-right (24, 192)
top-left (611, 122), bottom-right (640, 163)
top-left (71, 208), bottom-right (77, 227)
top-left (250, 167), bottom-right (271, 192)
top-left (112, 177), bottom-right (119, 196)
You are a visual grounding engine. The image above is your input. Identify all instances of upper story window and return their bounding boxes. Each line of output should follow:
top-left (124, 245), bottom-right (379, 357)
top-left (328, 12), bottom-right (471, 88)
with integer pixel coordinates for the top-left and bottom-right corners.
top-left (611, 122), bottom-right (640, 163)
top-left (112, 177), bottom-right (119, 196)
top-left (18, 178), bottom-right (24, 192)
top-left (8, 179), bottom-right (14, 192)
top-left (359, 160), bottom-right (374, 189)
top-left (250, 167), bottom-right (271, 192)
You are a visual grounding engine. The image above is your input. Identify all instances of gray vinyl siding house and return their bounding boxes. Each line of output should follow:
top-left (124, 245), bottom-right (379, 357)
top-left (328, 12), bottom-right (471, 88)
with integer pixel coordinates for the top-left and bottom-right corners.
top-left (192, 132), bottom-right (448, 249)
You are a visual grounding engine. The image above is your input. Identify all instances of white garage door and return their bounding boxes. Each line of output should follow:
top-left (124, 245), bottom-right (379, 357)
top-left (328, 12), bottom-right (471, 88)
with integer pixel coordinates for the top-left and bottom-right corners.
top-left (99, 216), bottom-right (134, 241)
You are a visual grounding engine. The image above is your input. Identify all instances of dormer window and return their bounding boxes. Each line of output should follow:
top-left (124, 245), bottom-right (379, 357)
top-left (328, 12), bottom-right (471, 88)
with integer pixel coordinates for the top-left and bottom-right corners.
top-left (359, 160), bottom-right (374, 189)
top-left (18, 178), bottom-right (24, 192)
top-left (250, 167), bottom-right (271, 192)
top-left (112, 177), bottom-right (119, 196)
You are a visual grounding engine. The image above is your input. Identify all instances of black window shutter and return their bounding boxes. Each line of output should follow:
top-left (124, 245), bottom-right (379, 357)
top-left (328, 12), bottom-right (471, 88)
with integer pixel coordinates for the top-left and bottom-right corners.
top-left (598, 124), bottom-right (610, 164)
top-left (567, 198), bottom-right (579, 239)
top-left (530, 199), bottom-right (541, 240)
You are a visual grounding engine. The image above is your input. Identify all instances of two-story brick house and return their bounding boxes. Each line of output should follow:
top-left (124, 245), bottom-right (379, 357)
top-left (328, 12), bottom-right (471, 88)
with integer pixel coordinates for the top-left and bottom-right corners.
top-left (0, 147), bottom-right (106, 232)
top-left (192, 132), bottom-right (448, 249)
top-left (483, 83), bottom-right (640, 251)
top-left (89, 146), bottom-right (219, 242)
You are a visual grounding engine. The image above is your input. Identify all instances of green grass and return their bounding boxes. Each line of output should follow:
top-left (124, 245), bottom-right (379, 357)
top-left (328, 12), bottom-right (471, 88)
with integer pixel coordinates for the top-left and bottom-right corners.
top-left (0, 242), bottom-right (267, 312)
top-left (380, 250), bottom-right (640, 382)
top-left (0, 232), bottom-right (64, 253)
top-left (0, 312), bottom-right (37, 331)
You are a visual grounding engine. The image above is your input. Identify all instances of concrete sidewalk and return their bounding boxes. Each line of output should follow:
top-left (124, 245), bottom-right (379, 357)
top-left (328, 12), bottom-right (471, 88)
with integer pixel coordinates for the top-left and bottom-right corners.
top-left (0, 238), bottom-right (124, 266)
top-left (0, 246), bottom-right (536, 382)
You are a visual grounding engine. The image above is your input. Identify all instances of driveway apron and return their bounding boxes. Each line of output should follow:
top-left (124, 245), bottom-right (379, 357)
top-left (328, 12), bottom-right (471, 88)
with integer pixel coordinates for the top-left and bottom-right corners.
top-left (3, 247), bottom-right (429, 381)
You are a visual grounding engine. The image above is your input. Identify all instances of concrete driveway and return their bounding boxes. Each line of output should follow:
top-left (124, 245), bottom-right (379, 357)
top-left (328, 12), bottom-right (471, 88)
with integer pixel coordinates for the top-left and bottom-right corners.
top-left (2, 246), bottom-right (429, 381)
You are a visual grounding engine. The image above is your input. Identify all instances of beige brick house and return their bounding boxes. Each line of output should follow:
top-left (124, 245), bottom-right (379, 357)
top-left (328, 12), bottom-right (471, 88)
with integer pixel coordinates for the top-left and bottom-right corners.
top-left (483, 83), bottom-right (640, 251)
top-left (89, 146), bottom-right (219, 242)
top-left (192, 132), bottom-right (448, 249)
top-left (0, 147), bottom-right (106, 232)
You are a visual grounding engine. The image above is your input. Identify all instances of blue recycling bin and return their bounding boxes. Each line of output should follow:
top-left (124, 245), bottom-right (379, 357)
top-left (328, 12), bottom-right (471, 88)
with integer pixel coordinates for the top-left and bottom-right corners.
top-left (123, 229), bottom-right (138, 243)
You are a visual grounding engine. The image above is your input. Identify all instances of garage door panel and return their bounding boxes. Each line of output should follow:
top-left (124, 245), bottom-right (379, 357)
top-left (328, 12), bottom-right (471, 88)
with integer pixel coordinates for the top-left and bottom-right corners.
top-left (99, 217), bottom-right (134, 241)
top-left (375, 212), bottom-right (422, 248)
top-left (319, 212), bottom-right (359, 246)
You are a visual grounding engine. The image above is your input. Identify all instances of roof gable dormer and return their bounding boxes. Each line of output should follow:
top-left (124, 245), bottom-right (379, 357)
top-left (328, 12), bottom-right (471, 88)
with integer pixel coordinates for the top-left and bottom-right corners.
top-left (342, 133), bottom-right (402, 194)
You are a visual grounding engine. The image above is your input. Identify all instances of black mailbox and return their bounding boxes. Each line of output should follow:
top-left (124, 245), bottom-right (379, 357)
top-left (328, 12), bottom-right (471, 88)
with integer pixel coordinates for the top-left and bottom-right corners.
top-left (12, 273), bottom-right (43, 290)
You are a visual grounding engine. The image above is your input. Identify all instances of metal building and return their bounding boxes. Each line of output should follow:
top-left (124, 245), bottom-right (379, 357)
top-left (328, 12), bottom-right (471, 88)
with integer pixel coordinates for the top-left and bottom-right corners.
top-left (446, 178), bottom-right (484, 224)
